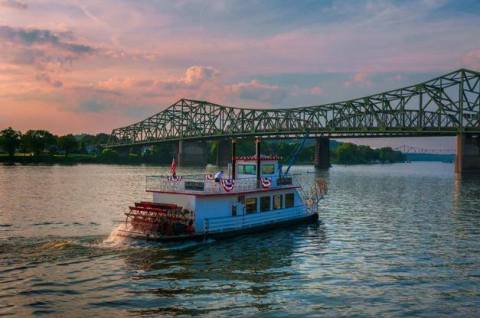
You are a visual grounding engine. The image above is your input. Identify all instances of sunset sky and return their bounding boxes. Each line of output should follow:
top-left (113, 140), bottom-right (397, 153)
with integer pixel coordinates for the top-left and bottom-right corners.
top-left (0, 0), bottom-right (479, 150)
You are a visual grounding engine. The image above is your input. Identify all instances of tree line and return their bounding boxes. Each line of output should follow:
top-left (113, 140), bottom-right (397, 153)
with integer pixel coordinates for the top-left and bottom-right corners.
top-left (332, 142), bottom-right (406, 164)
top-left (0, 127), bottom-right (405, 165)
top-left (228, 139), bottom-right (405, 164)
top-left (0, 127), bottom-right (109, 159)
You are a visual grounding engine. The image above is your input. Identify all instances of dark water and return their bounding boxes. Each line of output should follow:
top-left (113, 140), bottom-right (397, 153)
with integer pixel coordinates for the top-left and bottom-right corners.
top-left (1, 163), bottom-right (480, 317)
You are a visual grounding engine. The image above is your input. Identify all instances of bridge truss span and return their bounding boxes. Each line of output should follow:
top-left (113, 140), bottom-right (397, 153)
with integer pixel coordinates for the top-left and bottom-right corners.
top-left (107, 68), bottom-right (480, 147)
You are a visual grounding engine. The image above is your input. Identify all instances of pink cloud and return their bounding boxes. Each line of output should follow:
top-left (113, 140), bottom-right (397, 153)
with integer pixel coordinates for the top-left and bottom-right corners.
top-left (308, 86), bottom-right (324, 96)
top-left (0, 0), bottom-right (27, 10)
top-left (35, 72), bottom-right (63, 88)
top-left (462, 49), bottom-right (480, 70)
top-left (344, 69), bottom-right (373, 87)
top-left (184, 66), bottom-right (219, 84)
top-left (97, 77), bottom-right (137, 90)
top-left (97, 66), bottom-right (220, 91)
top-left (229, 80), bottom-right (286, 104)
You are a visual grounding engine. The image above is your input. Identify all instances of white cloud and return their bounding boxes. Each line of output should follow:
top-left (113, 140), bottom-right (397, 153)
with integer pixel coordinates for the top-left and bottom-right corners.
top-left (230, 80), bottom-right (286, 104)
top-left (184, 65), bottom-right (219, 84)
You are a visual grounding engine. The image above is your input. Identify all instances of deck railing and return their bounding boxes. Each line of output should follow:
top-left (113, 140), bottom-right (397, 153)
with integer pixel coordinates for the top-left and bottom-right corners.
top-left (145, 174), bottom-right (300, 194)
top-left (203, 206), bottom-right (307, 233)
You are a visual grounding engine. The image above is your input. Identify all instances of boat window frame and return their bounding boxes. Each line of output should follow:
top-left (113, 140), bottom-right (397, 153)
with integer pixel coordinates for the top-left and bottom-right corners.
top-left (285, 192), bottom-right (294, 208)
top-left (238, 164), bottom-right (256, 175)
top-left (273, 194), bottom-right (283, 210)
top-left (260, 195), bottom-right (271, 212)
top-left (245, 197), bottom-right (258, 214)
top-left (261, 163), bottom-right (275, 175)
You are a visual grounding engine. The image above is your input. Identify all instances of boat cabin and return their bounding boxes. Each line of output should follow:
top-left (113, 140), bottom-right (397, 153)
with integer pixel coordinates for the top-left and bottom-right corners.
top-left (234, 155), bottom-right (281, 179)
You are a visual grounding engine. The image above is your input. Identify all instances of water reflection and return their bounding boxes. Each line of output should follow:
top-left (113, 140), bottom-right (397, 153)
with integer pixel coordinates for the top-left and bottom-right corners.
top-left (105, 223), bottom-right (327, 316)
top-left (1, 163), bottom-right (480, 317)
top-left (124, 223), bottom-right (327, 280)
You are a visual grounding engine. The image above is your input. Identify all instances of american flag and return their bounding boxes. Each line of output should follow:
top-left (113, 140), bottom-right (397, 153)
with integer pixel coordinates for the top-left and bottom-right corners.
top-left (170, 157), bottom-right (177, 177)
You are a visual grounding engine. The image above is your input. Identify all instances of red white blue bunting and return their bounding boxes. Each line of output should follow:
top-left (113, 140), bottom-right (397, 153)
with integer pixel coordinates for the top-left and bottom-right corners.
top-left (234, 155), bottom-right (282, 161)
top-left (167, 175), bottom-right (182, 182)
top-left (221, 179), bottom-right (235, 192)
top-left (260, 177), bottom-right (272, 189)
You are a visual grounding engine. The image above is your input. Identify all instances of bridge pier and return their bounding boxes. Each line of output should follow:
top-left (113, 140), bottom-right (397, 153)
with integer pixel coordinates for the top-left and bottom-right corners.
top-left (177, 140), bottom-right (208, 166)
top-left (314, 137), bottom-right (330, 169)
top-left (455, 133), bottom-right (480, 174)
top-left (216, 139), bottom-right (231, 167)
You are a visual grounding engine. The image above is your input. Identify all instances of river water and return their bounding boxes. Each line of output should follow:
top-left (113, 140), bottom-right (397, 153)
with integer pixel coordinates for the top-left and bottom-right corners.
top-left (0, 163), bottom-right (480, 317)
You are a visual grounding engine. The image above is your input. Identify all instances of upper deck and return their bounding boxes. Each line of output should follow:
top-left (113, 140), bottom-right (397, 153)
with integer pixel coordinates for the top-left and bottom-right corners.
top-left (146, 155), bottom-right (306, 196)
top-left (145, 174), bottom-right (301, 196)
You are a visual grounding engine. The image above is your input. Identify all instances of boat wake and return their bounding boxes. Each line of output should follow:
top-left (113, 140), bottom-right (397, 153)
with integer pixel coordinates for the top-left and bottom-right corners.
top-left (98, 223), bottom-right (215, 251)
top-left (99, 223), bottom-right (133, 249)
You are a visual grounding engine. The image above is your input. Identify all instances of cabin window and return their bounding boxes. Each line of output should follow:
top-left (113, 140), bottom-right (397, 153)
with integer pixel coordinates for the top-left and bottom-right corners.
top-left (239, 164), bottom-right (256, 175)
top-left (246, 197), bottom-right (257, 214)
top-left (261, 163), bottom-right (275, 175)
top-left (260, 196), bottom-right (271, 212)
top-left (238, 195), bottom-right (245, 204)
top-left (285, 193), bottom-right (294, 208)
top-left (273, 194), bottom-right (283, 210)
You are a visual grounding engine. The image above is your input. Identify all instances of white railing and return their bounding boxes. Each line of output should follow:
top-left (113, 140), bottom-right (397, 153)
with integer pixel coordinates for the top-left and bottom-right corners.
top-left (203, 206), bottom-right (308, 233)
top-left (145, 174), bottom-right (300, 194)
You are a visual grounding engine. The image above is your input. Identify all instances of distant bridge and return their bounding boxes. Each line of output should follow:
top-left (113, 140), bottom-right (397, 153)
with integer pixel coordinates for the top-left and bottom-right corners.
top-left (107, 68), bottom-right (480, 147)
top-left (106, 69), bottom-right (480, 173)
top-left (393, 145), bottom-right (455, 154)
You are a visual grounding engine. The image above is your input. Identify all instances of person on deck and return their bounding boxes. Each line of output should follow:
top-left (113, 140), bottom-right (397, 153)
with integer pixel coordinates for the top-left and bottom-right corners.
top-left (214, 170), bottom-right (224, 182)
top-left (186, 220), bottom-right (194, 235)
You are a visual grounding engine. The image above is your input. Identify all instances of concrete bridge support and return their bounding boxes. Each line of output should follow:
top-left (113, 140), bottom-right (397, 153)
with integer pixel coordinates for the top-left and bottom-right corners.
top-left (216, 139), bottom-right (231, 167)
top-left (314, 137), bottom-right (330, 169)
top-left (177, 140), bottom-right (208, 166)
top-left (455, 134), bottom-right (480, 174)
top-left (117, 147), bottom-right (130, 157)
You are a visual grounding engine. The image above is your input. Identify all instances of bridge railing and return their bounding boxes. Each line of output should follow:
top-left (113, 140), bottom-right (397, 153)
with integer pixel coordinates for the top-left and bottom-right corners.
top-left (145, 174), bottom-right (300, 194)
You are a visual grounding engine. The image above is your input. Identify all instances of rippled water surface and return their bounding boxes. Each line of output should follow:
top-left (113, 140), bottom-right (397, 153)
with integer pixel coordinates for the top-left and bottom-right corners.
top-left (1, 163), bottom-right (480, 317)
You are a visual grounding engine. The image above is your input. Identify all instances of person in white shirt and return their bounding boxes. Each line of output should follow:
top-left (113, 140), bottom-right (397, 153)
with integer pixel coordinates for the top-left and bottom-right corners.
top-left (214, 170), bottom-right (224, 182)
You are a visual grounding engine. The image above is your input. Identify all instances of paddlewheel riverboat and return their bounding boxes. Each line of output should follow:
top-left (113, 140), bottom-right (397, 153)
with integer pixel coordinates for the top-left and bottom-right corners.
top-left (119, 139), bottom-right (327, 241)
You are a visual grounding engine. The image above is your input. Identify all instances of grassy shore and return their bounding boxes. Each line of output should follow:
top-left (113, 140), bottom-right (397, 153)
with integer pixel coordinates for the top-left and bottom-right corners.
top-left (0, 153), bottom-right (162, 165)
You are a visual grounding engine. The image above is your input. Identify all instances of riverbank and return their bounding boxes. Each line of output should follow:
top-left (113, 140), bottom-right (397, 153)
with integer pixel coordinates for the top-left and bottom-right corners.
top-left (0, 154), bottom-right (409, 166)
top-left (0, 154), bottom-right (156, 165)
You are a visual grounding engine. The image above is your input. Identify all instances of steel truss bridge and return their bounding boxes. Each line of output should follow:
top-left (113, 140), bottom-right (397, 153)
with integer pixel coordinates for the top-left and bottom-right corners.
top-left (107, 69), bottom-right (480, 148)
top-left (393, 145), bottom-right (455, 154)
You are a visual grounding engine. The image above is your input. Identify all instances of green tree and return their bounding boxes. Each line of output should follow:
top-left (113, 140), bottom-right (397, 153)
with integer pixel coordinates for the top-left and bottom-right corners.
top-left (58, 134), bottom-right (79, 157)
top-left (21, 130), bottom-right (56, 156)
top-left (0, 127), bottom-right (21, 158)
top-left (100, 148), bottom-right (119, 162)
top-left (336, 143), bottom-right (358, 164)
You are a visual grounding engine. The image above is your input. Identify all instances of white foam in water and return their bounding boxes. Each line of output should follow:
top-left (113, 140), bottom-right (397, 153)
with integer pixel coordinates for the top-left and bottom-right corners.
top-left (98, 224), bottom-right (216, 250)
top-left (100, 223), bottom-right (132, 248)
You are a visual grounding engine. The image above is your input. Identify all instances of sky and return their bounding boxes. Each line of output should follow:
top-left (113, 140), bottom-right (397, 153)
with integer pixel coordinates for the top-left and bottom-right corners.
top-left (0, 0), bottom-right (479, 150)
